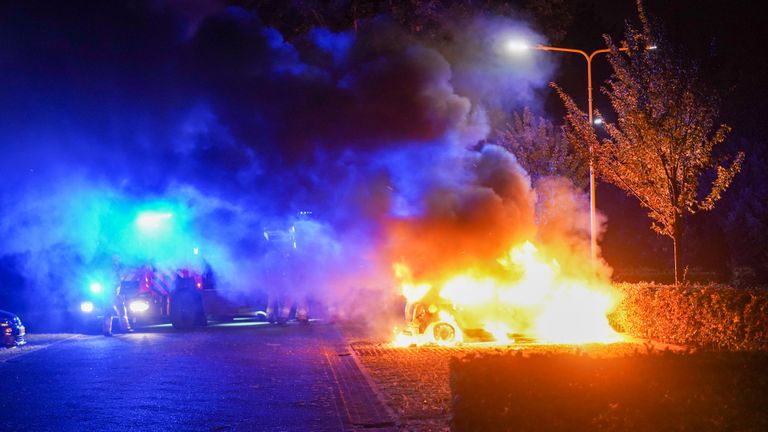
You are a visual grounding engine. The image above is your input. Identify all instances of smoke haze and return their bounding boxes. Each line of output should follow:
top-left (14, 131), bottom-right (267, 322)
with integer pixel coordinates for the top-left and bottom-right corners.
top-left (0, 1), bottom-right (602, 330)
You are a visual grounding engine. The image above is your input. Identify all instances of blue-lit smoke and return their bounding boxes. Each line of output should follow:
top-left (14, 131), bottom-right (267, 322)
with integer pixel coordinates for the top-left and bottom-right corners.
top-left (0, 1), bottom-right (555, 324)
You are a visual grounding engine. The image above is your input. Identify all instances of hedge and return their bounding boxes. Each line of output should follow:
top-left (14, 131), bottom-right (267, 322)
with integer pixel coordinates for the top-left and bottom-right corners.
top-left (609, 283), bottom-right (768, 351)
top-left (451, 351), bottom-right (768, 432)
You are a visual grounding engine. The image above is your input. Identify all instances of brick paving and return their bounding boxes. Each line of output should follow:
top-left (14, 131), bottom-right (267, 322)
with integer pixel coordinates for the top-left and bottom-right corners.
top-left (345, 329), bottom-right (661, 432)
top-left (325, 348), bottom-right (397, 430)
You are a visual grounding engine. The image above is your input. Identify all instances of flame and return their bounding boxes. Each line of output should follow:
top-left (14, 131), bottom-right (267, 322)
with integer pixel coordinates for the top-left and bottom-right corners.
top-left (393, 310), bottom-right (466, 347)
top-left (393, 241), bottom-right (622, 346)
top-left (394, 262), bottom-right (432, 303)
top-left (483, 321), bottom-right (513, 344)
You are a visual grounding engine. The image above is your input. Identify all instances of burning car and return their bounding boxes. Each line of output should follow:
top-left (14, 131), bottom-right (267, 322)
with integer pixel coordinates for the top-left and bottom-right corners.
top-left (394, 242), bottom-right (623, 347)
top-left (401, 301), bottom-right (537, 345)
top-left (401, 302), bottom-right (462, 344)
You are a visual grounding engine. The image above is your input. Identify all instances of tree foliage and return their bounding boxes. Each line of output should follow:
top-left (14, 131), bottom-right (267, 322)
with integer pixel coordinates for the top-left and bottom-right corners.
top-left (497, 108), bottom-right (587, 188)
top-left (553, 2), bottom-right (744, 283)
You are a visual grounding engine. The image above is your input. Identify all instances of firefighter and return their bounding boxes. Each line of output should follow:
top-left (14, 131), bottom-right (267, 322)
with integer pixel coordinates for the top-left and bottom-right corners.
top-left (266, 292), bottom-right (289, 324)
top-left (102, 284), bottom-right (133, 336)
top-left (266, 293), bottom-right (311, 325)
top-left (295, 295), bottom-right (310, 325)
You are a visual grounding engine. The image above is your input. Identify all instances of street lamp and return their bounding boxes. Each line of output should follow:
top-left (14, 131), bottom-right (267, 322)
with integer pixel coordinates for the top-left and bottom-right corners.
top-left (505, 40), bottom-right (628, 262)
top-left (537, 45), bottom-right (628, 262)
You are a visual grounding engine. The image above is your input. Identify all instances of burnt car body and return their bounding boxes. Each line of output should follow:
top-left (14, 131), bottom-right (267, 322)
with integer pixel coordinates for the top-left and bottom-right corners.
top-left (1, 309), bottom-right (26, 347)
top-left (402, 301), bottom-right (535, 344)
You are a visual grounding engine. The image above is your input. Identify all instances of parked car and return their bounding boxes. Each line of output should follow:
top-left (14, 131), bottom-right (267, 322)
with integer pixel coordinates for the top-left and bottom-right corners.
top-left (1, 309), bottom-right (26, 347)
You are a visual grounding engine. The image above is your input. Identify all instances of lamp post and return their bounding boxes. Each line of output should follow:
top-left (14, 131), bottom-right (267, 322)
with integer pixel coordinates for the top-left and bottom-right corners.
top-left (534, 45), bottom-right (625, 262)
top-left (506, 41), bottom-right (657, 261)
top-left (506, 40), bottom-right (633, 261)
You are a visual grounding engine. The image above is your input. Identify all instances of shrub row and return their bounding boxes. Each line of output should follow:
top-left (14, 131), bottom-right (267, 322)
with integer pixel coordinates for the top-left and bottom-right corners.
top-left (609, 283), bottom-right (768, 351)
top-left (451, 351), bottom-right (768, 432)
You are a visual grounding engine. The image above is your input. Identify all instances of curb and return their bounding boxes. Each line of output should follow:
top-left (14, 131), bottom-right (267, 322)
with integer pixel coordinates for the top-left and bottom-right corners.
top-left (325, 346), bottom-right (398, 431)
top-left (346, 344), bottom-right (400, 424)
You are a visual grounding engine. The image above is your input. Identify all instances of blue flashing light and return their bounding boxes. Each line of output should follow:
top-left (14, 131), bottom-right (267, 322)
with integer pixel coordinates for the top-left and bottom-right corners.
top-left (89, 282), bottom-right (103, 294)
top-left (136, 211), bottom-right (173, 232)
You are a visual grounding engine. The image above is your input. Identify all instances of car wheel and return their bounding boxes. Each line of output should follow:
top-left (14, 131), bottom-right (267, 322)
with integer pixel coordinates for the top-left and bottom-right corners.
top-left (433, 322), bottom-right (456, 343)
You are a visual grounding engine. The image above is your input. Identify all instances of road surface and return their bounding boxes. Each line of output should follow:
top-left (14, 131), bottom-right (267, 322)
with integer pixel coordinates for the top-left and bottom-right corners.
top-left (0, 321), bottom-right (394, 432)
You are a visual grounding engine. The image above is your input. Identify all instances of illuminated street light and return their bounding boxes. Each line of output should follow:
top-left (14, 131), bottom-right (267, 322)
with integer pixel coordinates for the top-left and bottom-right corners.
top-left (505, 40), bottom-right (530, 53)
top-left (507, 40), bottom-right (634, 262)
top-left (534, 44), bottom-right (630, 262)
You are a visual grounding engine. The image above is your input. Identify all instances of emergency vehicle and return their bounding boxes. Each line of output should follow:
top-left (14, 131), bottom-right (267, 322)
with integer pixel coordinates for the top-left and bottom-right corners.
top-left (118, 266), bottom-right (173, 326)
top-left (74, 206), bottom-right (273, 331)
top-left (77, 265), bottom-right (265, 330)
top-left (76, 267), bottom-right (198, 331)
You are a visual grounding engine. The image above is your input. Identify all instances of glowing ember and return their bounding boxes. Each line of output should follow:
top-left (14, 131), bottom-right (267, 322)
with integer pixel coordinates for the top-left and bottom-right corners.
top-left (394, 241), bottom-right (623, 346)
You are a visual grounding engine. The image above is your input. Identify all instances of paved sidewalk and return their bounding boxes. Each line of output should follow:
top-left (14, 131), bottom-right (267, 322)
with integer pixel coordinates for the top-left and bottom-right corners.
top-left (346, 331), bottom-right (665, 431)
top-left (326, 348), bottom-right (397, 431)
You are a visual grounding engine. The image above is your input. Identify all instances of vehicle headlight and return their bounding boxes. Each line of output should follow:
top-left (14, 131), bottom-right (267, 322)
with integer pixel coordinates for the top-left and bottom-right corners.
top-left (129, 299), bottom-right (150, 313)
top-left (80, 301), bottom-right (95, 313)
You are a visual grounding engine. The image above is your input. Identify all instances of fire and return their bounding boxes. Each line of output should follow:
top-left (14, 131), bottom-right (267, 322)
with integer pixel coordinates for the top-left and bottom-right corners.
top-left (394, 263), bottom-right (433, 303)
top-left (395, 241), bottom-right (623, 346)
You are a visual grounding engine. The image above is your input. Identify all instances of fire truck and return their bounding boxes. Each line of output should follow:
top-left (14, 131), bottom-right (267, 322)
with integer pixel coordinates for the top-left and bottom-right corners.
top-left (119, 266), bottom-right (208, 329)
top-left (77, 264), bottom-right (267, 330)
top-left (75, 208), bottom-right (267, 331)
top-left (77, 266), bottom-right (195, 330)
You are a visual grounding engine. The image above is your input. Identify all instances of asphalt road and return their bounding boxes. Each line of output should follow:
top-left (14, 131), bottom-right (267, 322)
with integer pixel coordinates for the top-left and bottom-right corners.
top-left (0, 321), bottom-right (393, 432)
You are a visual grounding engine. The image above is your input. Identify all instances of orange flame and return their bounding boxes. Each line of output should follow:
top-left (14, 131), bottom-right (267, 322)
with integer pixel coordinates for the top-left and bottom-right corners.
top-left (394, 241), bottom-right (622, 346)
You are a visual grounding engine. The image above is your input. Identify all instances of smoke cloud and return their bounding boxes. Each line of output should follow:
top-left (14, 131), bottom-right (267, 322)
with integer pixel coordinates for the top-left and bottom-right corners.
top-left (0, 1), bottom-right (593, 331)
top-left (385, 145), bottom-right (537, 281)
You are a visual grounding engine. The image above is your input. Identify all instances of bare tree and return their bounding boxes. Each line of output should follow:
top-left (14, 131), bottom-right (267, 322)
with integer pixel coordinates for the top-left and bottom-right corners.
top-left (553, 3), bottom-right (744, 284)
